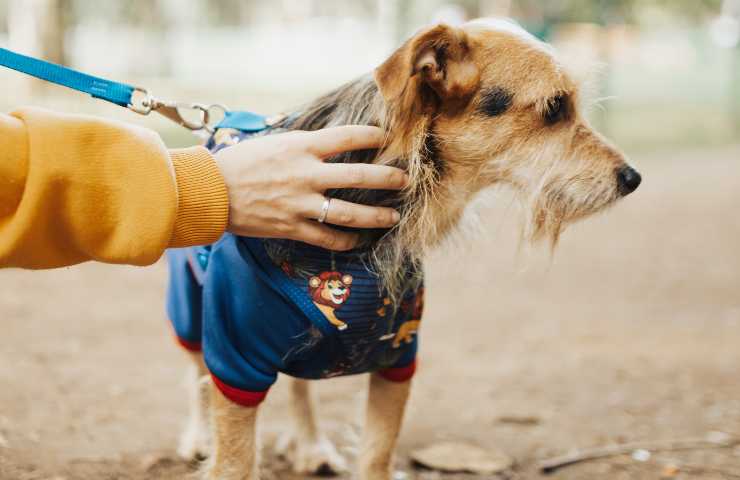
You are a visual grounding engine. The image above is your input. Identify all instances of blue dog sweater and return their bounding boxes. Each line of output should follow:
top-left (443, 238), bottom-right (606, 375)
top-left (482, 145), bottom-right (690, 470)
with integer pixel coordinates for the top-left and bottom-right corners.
top-left (166, 128), bottom-right (423, 407)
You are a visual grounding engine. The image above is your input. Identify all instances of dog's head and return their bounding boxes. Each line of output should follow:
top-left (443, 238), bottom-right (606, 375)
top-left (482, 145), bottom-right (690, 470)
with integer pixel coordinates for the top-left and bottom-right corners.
top-left (374, 18), bottom-right (641, 247)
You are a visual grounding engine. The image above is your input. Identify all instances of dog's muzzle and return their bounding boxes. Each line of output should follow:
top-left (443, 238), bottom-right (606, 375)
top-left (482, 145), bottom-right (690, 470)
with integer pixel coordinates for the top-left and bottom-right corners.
top-left (616, 165), bottom-right (642, 196)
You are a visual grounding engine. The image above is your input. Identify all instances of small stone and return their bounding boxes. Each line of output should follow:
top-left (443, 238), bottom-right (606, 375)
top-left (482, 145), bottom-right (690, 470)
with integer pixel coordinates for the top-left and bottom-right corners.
top-left (0, 432), bottom-right (8, 448)
top-left (140, 452), bottom-right (174, 471)
top-left (411, 441), bottom-right (513, 474)
top-left (706, 430), bottom-right (733, 445)
top-left (661, 464), bottom-right (680, 478)
top-left (631, 449), bottom-right (651, 462)
top-left (392, 470), bottom-right (410, 480)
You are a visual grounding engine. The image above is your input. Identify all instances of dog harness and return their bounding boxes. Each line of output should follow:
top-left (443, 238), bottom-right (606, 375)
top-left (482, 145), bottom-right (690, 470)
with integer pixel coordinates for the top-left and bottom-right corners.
top-left (166, 128), bottom-right (423, 407)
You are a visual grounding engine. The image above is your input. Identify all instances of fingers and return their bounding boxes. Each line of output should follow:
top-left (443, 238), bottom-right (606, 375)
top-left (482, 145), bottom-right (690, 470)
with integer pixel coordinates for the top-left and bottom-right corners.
top-left (290, 221), bottom-right (359, 251)
top-left (303, 125), bottom-right (385, 159)
top-left (305, 196), bottom-right (400, 229)
top-left (314, 163), bottom-right (408, 190)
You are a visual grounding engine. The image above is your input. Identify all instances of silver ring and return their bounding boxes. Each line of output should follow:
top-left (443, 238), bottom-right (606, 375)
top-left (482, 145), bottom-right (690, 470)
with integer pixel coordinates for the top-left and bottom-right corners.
top-left (318, 197), bottom-right (331, 223)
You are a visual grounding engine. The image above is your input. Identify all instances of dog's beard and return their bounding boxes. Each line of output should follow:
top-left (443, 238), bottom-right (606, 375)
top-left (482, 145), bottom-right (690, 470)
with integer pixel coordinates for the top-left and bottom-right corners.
top-left (521, 170), bottom-right (620, 248)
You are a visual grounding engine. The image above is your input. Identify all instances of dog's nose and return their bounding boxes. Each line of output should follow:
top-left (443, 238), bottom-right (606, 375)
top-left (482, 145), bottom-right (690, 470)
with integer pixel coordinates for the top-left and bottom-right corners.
top-left (616, 165), bottom-right (641, 195)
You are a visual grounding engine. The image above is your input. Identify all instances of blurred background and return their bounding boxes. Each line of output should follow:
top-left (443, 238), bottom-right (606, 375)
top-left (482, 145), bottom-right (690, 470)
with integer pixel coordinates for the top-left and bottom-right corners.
top-left (1, 0), bottom-right (739, 150)
top-left (2, 2), bottom-right (740, 480)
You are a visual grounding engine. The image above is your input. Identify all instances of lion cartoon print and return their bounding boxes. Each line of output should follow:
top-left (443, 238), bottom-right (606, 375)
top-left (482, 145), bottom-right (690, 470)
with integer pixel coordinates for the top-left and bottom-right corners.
top-left (308, 271), bottom-right (353, 330)
top-left (393, 288), bottom-right (424, 348)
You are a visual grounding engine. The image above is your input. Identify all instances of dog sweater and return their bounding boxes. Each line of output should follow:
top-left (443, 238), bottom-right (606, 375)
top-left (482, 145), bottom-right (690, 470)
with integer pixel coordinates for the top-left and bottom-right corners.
top-left (165, 128), bottom-right (422, 407)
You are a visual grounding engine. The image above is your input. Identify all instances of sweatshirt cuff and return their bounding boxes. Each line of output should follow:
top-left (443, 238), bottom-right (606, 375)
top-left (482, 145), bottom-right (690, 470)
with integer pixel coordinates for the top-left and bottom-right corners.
top-left (168, 146), bottom-right (229, 248)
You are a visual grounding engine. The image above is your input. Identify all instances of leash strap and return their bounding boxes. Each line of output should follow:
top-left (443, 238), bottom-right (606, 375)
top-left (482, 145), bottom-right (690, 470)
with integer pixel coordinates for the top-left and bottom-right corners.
top-left (0, 47), bottom-right (268, 133)
top-left (0, 47), bottom-right (135, 107)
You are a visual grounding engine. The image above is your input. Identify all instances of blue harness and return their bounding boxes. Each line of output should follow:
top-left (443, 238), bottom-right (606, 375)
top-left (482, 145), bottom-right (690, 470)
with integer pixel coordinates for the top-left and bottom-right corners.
top-left (0, 48), bottom-right (422, 406)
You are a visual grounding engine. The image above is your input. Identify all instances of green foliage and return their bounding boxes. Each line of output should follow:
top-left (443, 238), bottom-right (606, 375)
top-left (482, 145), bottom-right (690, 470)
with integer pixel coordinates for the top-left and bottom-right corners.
top-left (513, 0), bottom-right (723, 25)
top-left (0, 2), bottom-right (6, 34)
top-left (12, 0), bottom-right (728, 34)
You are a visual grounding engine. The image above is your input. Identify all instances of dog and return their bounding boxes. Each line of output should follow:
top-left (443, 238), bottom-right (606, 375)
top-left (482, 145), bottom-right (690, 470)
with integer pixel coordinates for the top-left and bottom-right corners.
top-left (165, 18), bottom-right (641, 480)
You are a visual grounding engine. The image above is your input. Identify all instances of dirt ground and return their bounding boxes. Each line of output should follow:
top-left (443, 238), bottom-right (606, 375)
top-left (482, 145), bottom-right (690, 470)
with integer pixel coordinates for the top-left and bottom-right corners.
top-left (2, 145), bottom-right (740, 480)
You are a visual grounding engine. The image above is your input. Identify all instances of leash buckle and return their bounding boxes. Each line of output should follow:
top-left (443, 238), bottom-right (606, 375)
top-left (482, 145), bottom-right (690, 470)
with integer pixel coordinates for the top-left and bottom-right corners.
top-left (152, 99), bottom-right (227, 133)
top-left (128, 87), bottom-right (154, 115)
top-left (128, 87), bottom-right (228, 134)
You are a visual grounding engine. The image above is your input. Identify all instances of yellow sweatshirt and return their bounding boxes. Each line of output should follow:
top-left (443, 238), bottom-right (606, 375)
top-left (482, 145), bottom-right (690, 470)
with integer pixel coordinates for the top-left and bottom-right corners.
top-left (0, 108), bottom-right (229, 269)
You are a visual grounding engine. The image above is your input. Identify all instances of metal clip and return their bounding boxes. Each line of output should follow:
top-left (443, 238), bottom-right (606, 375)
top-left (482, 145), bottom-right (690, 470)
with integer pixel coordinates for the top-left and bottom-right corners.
top-left (128, 87), bottom-right (154, 115)
top-left (152, 100), bottom-right (208, 131)
top-left (127, 87), bottom-right (228, 133)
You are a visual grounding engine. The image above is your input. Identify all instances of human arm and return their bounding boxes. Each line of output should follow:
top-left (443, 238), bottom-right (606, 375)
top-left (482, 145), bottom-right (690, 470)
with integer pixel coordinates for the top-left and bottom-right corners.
top-left (0, 109), bottom-right (405, 269)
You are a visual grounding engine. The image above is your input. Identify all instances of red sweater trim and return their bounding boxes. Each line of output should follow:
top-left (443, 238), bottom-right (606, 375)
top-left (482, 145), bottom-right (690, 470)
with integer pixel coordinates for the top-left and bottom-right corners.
top-left (211, 375), bottom-right (269, 407)
top-left (378, 360), bottom-right (417, 383)
top-left (175, 336), bottom-right (202, 352)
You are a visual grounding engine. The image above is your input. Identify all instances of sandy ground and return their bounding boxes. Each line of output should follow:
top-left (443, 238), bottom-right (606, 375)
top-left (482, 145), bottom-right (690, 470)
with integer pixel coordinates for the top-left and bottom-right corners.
top-left (2, 145), bottom-right (740, 480)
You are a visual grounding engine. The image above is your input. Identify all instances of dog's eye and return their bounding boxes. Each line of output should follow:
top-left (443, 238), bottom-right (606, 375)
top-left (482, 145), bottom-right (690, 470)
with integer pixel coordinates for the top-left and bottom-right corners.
top-left (479, 87), bottom-right (513, 117)
top-left (544, 95), bottom-right (569, 125)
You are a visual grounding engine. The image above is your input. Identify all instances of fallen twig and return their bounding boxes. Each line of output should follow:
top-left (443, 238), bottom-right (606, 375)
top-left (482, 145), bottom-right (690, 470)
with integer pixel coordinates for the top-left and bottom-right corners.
top-left (538, 435), bottom-right (739, 474)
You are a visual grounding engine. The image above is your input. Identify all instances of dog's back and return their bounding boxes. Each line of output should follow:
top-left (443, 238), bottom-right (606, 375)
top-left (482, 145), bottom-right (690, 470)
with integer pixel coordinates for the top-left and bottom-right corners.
top-left (166, 123), bottom-right (423, 407)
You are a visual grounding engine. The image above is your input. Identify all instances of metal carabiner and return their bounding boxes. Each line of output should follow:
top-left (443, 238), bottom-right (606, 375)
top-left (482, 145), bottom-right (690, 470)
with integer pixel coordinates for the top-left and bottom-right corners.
top-left (203, 104), bottom-right (228, 133)
top-left (128, 87), bottom-right (154, 115)
top-left (152, 101), bottom-right (209, 131)
top-left (127, 88), bottom-right (229, 133)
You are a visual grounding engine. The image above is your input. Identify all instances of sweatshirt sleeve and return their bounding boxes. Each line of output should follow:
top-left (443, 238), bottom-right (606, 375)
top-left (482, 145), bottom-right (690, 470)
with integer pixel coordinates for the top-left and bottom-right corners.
top-left (0, 107), bottom-right (228, 269)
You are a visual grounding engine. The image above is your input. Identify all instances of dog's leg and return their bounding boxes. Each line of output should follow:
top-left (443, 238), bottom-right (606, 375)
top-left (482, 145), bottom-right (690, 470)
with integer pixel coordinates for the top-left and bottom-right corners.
top-left (206, 383), bottom-right (260, 480)
top-left (358, 373), bottom-right (411, 480)
top-left (275, 378), bottom-right (347, 475)
top-left (178, 351), bottom-right (211, 461)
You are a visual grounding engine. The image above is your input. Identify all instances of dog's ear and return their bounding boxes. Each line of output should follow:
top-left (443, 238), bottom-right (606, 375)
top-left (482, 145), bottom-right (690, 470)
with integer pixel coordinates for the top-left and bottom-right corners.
top-left (374, 24), bottom-right (479, 112)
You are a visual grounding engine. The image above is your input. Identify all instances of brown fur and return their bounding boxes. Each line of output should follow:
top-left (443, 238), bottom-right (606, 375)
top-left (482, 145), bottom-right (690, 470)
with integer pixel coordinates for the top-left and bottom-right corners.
top-left (181, 18), bottom-right (640, 480)
top-left (265, 20), bottom-right (631, 304)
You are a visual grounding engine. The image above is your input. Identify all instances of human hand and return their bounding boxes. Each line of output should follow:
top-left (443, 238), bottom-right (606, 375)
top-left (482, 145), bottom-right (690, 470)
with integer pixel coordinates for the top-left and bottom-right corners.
top-left (214, 125), bottom-right (407, 251)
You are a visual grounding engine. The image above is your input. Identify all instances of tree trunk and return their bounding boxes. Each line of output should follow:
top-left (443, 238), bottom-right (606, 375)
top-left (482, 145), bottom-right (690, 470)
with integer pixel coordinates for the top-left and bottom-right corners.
top-left (732, 45), bottom-right (740, 134)
top-left (8, 0), bottom-right (68, 97)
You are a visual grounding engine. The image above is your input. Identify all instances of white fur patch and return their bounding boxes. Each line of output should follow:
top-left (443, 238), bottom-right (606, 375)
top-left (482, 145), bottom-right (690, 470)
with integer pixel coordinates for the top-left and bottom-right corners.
top-left (465, 17), bottom-right (555, 56)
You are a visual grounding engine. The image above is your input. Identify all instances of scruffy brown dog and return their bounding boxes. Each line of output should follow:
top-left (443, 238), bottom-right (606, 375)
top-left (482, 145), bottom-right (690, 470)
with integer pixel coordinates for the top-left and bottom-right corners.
top-left (177, 18), bottom-right (641, 480)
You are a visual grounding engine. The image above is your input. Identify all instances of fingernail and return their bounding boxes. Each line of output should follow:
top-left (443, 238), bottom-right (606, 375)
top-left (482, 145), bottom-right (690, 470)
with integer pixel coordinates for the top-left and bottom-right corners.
top-left (392, 211), bottom-right (401, 223)
top-left (402, 174), bottom-right (410, 186)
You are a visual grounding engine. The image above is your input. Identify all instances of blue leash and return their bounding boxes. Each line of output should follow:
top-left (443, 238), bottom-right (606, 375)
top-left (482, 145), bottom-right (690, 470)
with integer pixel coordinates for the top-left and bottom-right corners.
top-left (0, 47), bottom-right (267, 133)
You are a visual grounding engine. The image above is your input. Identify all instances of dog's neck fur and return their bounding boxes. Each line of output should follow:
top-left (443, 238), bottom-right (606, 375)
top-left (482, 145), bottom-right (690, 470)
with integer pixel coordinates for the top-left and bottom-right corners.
top-left (264, 74), bottom-right (464, 301)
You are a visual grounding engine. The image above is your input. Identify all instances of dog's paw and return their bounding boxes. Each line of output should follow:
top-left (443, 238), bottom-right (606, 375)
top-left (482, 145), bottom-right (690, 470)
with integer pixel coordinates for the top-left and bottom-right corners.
top-left (177, 421), bottom-right (209, 462)
top-left (276, 432), bottom-right (348, 476)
